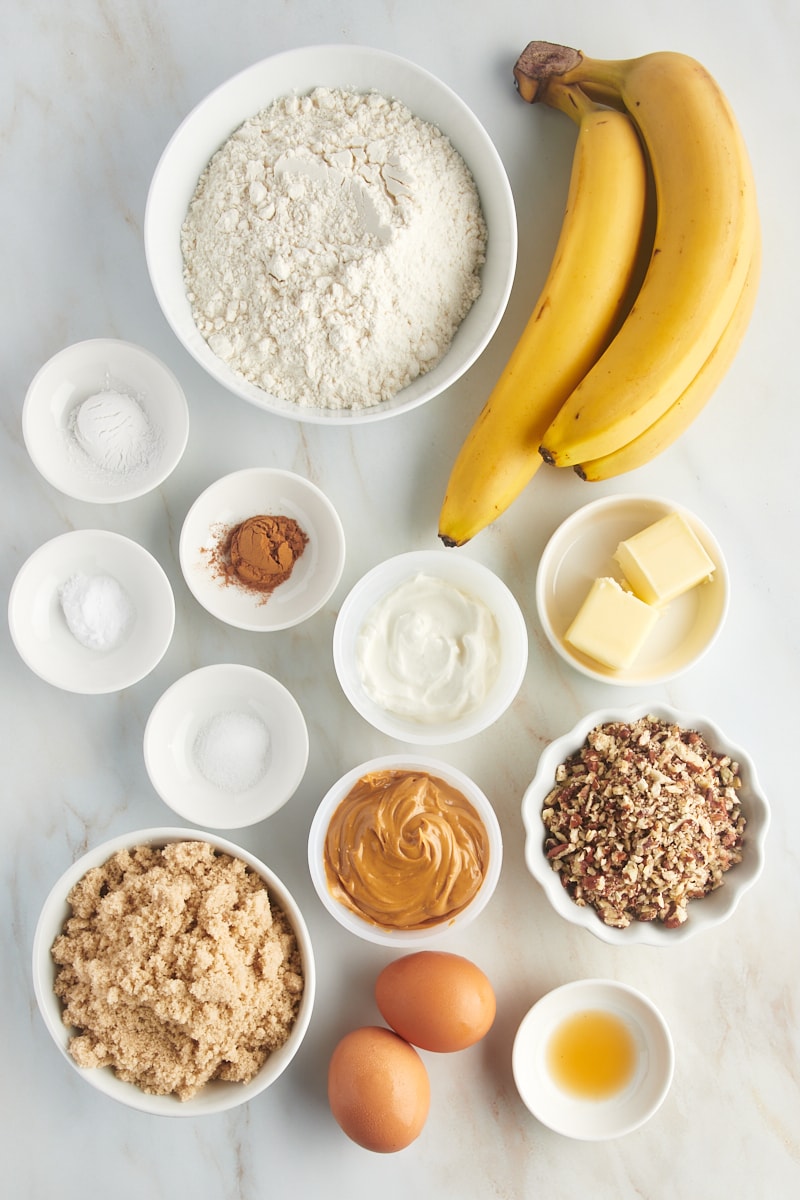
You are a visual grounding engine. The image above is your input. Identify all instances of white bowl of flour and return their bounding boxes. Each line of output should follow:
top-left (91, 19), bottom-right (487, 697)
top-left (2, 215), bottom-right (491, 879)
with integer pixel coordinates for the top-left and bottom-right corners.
top-left (145, 44), bottom-right (517, 423)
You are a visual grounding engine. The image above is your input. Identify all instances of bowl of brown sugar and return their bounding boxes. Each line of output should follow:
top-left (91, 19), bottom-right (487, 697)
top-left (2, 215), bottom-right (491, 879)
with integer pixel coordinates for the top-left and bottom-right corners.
top-left (179, 467), bottom-right (346, 630)
top-left (33, 828), bottom-right (316, 1115)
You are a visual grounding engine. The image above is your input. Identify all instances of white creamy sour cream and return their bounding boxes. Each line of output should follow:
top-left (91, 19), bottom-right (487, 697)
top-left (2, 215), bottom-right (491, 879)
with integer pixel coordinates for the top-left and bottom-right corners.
top-left (356, 573), bottom-right (501, 723)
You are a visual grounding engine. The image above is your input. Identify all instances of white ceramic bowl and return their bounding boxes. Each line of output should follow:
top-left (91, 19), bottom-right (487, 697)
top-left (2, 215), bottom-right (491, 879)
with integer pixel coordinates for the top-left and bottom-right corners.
top-left (32, 827), bottom-right (316, 1116)
top-left (22, 339), bottom-right (189, 503)
top-left (144, 663), bottom-right (309, 828)
top-left (521, 703), bottom-right (770, 946)
top-left (179, 467), bottom-right (345, 631)
top-left (8, 530), bottom-right (175, 693)
top-left (333, 550), bottom-right (528, 744)
top-left (512, 979), bottom-right (674, 1140)
top-left (144, 43), bottom-right (516, 424)
top-left (535, 495), bottom-right (729, 686)
top-left (308, 754), bottom-right (503, 947)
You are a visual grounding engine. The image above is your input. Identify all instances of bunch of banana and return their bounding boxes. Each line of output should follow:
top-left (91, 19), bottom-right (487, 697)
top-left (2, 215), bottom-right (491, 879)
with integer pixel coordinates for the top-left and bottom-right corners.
top-left (576, 233), bottom-right (761, 481)
top-left (438, 80), bottom-right (649, 546)
top-left (438, 41), bottom-right (760, 546)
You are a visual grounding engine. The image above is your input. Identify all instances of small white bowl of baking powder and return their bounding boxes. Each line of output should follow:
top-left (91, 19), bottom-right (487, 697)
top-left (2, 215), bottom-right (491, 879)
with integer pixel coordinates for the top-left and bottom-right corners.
top-left (22, 338), bottom-right (189, 503)
top-left (145, 44), bottom-right (517, 424)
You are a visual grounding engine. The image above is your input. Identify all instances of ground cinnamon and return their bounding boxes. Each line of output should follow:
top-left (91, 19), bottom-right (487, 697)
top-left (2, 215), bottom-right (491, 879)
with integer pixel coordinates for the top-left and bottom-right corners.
top-left (209, 513), bottom-right (308, 597)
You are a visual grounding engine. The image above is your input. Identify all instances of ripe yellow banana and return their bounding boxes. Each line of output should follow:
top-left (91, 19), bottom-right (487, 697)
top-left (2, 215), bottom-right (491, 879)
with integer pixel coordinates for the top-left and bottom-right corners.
top-left (576, 233), bottom-right (762, 481)
top-left (438, 84), bottom-right (648, 546)
top-left (513, 42), bottom-right (760, 468)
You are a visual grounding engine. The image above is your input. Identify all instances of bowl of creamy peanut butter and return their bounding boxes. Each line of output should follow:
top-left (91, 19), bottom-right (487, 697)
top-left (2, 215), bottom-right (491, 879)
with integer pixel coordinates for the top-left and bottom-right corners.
top-left (307, 754), bottom-right (503, 946)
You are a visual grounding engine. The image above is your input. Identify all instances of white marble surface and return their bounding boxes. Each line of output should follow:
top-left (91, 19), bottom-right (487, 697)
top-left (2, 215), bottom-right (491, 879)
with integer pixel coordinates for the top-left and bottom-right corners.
top-left (3, 2), bottom-right (799, 1196)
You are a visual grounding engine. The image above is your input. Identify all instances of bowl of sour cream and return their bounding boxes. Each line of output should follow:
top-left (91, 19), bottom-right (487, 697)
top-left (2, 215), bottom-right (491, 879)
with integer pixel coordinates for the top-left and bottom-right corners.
top-left (332, 550), bottom-right (528, 744)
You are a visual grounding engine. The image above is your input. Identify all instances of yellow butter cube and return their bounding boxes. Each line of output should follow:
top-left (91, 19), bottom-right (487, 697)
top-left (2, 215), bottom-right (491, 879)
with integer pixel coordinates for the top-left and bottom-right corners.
top-left (613, 512), bottom-right (716, 606)
top-left (564, 577), bottom-right (659, 671)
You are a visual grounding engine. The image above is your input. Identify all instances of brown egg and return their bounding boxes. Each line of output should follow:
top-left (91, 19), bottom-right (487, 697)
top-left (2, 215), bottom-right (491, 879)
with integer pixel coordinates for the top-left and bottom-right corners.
top-left (327, 1025), bottom-right (430, 1152)
top-left (375, 950), bottom-right (496, 1053)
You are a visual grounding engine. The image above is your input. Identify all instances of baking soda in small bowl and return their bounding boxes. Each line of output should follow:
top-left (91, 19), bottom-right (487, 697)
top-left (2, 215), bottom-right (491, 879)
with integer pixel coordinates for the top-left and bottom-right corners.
top-left (59, 572), bottom-right (135, 651)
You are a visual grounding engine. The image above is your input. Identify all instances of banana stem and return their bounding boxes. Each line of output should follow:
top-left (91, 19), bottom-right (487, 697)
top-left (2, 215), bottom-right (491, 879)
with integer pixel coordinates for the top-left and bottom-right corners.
top-left (543, 80), bottom-right (603, 125)
top-left (513, 41), bottom-right (583, 102)
top-left (514, 41), bottom-right (626, 103)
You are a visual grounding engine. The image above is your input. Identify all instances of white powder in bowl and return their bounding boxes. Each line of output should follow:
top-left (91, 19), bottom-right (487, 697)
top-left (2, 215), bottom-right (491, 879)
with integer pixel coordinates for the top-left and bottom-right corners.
top-left (68, 387), bottom-right (161, 478)
top-left (181, 87), bottom-right (487, 411)
top-left (59, 573), bottom-right (135, 651)
top-left (193, 711), bottom-right (271, 793)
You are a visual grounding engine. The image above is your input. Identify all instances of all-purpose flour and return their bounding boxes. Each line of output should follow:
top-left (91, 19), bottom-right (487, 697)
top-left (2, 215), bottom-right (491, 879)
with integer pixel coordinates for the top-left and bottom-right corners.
top-left (181, 87), bottom-right (487, 410)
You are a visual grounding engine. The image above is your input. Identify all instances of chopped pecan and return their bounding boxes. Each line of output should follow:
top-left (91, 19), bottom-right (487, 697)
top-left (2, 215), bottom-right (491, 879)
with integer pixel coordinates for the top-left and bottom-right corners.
top-left (541, 715), bottom-right (745, 929)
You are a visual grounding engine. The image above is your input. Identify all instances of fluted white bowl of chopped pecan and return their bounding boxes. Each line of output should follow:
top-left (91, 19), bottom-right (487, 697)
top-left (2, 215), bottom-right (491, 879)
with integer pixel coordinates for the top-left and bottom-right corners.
top-left (521, 704), bottom-right (769, 945)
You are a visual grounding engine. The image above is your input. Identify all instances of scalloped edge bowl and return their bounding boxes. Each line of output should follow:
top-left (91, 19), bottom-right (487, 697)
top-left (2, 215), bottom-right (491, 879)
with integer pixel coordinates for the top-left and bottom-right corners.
top-left (521, 703), bottom-right (769, 946)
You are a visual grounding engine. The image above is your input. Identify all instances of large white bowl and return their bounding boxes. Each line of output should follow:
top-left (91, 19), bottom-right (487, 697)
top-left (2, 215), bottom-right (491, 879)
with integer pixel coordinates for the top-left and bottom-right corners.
top-left (535, 495), bottom-right (729, 686)
top-left (512, 979), bottom-right (674, 1140)
top-left (144, 664), bottom-right (309, 828)
top-left (144, 44), bottom-right (517, 424)
top-left (333, 550), bottom-right (528, 744)
top-left (8, 530), bottom-right (175, 694)
top-left (521, 703), bottom-right (770, 946)
top-left (308, 754), bottom-right (503, 948)
top-left (22, 339), bottom-right (189, 503)
top-left (32, 828), bottom-right (316, 1116)
top-left (179, 467), bottom-right (346, 631)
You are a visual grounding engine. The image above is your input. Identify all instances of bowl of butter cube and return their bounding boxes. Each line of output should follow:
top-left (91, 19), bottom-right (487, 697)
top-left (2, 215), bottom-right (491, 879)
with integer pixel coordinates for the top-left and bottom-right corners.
top-left (535, 495), bottom-right (729, 686)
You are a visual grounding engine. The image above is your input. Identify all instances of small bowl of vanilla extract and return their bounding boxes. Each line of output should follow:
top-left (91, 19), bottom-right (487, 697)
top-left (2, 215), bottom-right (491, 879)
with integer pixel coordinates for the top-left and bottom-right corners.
top-left (512, 978), bottom-right (674, 1140)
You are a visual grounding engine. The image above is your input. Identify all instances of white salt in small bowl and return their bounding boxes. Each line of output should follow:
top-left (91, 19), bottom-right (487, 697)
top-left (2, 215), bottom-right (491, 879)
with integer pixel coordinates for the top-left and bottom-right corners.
top-left (144, 663), bottom-right (309, 828)
top-left (22, 339), bottom-right (190, 503)
top-left (8, 529), bottom-right (175, 694)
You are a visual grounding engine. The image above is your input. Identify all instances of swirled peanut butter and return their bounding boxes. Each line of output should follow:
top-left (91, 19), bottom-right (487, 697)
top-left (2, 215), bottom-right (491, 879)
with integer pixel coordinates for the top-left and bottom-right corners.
top-left (323, 769), bottom-right (490, 930)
